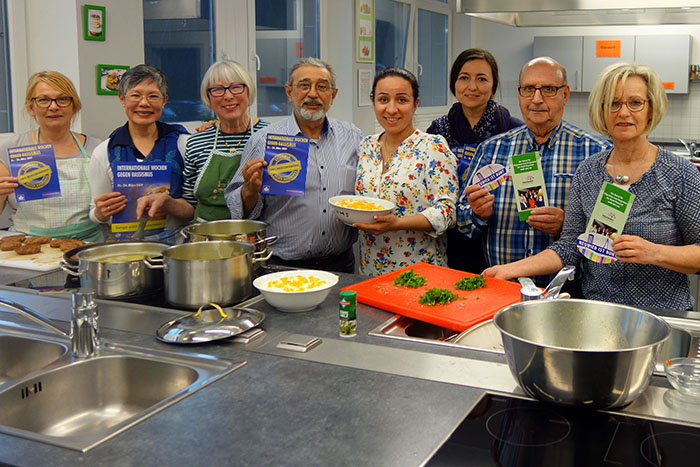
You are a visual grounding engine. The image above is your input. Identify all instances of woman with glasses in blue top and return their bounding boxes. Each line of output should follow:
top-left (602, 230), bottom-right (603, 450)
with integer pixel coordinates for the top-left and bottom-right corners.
top-left (0, 71), bottom-right (103, 241)
top-left (484, 63), bottom-right (700, 310)
top-left (182, 60), bottom-right (268, 222)
top-left (88, 64), bottom-right (190, 239)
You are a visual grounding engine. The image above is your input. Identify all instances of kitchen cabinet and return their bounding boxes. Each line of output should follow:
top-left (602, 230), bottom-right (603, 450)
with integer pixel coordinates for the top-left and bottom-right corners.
top-left (582, 36), bottom-right (636, 91)
top-left (533, 34), bottom-right (691, 94)
top-left (534, 36), bottom-right (583, 91)
top-left (635, 35), bottom-right (691, 94)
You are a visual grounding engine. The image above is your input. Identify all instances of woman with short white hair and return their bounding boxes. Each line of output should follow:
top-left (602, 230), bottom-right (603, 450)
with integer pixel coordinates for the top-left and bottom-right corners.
top-left (183, 60), bottom-right (268, 222)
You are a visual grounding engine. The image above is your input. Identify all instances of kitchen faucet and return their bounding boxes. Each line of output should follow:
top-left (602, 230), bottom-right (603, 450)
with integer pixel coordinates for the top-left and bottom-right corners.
top-left (517, 265), bottom-right (576, 301)
top-left (0, 288), bottom-right (99, 358)
top-left (679, 138), bottom-right (697, 159)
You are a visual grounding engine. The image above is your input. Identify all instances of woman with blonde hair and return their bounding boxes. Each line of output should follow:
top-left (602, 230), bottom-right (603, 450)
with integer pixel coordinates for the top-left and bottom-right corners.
top-left (0, 71), bottom-right (103, 240)
top-left (483, 63), bottom-right (700, 310)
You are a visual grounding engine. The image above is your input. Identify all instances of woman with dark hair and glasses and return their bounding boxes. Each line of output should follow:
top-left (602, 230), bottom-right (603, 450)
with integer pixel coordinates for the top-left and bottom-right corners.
top-left (354, 67), bottom-right (458, 276)
top-left (0, 71), bottom-right (103, 240)
top-left (427, 49), bottom-right (522, 272)
top-left (88, 64), bottom-right (190, 239)
top-left (183, 60), bottom-right (268, 222)
top-left (484, 63), bottom-right (700, 310)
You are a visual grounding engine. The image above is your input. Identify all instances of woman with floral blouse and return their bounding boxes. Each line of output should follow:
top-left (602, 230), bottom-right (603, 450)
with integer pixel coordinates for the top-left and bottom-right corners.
top-left (354, 67), bottom-right (459, 276)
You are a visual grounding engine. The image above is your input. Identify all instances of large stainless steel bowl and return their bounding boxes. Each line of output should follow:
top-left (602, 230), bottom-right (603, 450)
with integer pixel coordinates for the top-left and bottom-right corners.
top-left (493, 299), bottom-right (671, 409)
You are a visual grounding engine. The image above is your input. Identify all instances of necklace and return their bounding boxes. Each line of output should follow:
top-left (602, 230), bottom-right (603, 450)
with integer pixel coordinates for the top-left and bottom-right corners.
top-left (218, 116), bottom-right (251, 153)
top-left (609, 145), bottom-right (655, 185)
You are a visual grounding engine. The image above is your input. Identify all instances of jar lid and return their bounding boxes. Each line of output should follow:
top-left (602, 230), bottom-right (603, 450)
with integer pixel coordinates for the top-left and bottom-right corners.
top-left (339, 290), bottom-right (356, 299)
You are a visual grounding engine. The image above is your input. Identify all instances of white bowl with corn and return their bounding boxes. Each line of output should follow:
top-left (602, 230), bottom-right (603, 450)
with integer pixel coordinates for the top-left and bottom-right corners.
top-left (328, 195), bottom-right (395, 226)
top-left (253, 269), bottom-right (339, 312)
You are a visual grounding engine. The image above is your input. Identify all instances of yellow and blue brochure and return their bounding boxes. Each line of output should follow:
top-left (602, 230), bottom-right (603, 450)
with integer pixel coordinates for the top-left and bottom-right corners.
top-left (261, 133), bottom-right (309, 197)
top-left (8, 143), bottom-right (61, 202)
top-left (450, 145), bottom-right (477, 185)
top-left (111, 162), bottom-right (170, 240)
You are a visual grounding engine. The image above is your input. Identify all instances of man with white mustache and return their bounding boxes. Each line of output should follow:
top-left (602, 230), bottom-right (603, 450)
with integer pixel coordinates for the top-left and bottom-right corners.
top-left (225, 58), bottom-right (362, 273)
top-left (456, 57), bottom-right (610, 290)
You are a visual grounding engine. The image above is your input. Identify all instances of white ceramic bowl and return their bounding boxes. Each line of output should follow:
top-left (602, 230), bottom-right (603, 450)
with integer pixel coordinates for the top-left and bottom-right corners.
top-left (253, 269), bottom-right (339, 312)
top-left (328, 195), bottom-right (395, 226)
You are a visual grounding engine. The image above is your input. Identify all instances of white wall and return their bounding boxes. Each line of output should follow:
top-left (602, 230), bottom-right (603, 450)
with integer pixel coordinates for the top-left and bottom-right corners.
top-left (470, 18), bottom-right (700, 141)
top-left (12, 0), bottom-right (145, 140)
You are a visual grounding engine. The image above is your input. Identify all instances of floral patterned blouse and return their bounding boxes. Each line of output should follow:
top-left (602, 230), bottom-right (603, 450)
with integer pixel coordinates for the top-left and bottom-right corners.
top-left (355, 130), bottom-right (459, 276)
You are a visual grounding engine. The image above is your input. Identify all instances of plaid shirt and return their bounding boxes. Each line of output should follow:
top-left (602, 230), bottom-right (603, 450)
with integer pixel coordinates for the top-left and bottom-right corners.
top-left (456, 121), bottom-right (610, 285)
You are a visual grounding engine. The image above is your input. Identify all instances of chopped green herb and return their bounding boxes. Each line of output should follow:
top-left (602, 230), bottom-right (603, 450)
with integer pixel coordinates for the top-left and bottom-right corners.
top-left (455, 274), bottom-right (487, 291)
top-left (393, 269), bottom-right (427, 288)
top-left (419, 288), bottom-right (458, 306)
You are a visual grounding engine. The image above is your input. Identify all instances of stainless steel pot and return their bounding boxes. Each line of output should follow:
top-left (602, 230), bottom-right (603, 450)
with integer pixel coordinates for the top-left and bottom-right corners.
top-left (148, 240), bottom-right (271, 309)
top-left (60, 242), bottom-right (169, 299)
top-left (493, 299), bottom-right (671, 409)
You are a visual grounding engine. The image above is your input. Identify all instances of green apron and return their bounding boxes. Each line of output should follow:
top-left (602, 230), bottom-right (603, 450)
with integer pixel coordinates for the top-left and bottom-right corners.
top-left (19, 131), bottom-right (103, 242)
top-left (193, 124), bottom-right (252, 222)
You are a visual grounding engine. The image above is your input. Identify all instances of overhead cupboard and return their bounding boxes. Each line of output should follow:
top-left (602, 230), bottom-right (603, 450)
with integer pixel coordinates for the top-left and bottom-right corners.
top-left (534, 34), bottom-right (691, 94)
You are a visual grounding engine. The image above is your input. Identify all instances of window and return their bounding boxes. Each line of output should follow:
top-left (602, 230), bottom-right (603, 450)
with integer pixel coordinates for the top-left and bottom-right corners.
top-left (374, 0), bottom-right (450, 111)
top-left (0, 0), bottom-right (12, 132)
top-left (416, 8), bottom-right (447, 107)
top-left (375, 0), bottom-right (410, 74)
top-left (255, 0), bottom-right (319, 117)
top-left (143, 0), bottom-right (215, 123)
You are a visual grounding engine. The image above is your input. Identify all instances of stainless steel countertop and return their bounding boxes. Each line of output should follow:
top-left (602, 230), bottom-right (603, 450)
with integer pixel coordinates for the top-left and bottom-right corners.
top-left (0, 270), bottom-right (699, 465)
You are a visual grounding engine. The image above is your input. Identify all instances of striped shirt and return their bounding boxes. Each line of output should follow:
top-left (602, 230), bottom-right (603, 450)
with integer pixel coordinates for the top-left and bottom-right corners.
top-left (456, 121), bottom-right (610, 285)
top-left (550, 148), bottom-right (700, 310)
top-left (182, 120), bottom-right (269, 205)
top-left (225, 115), bottom-right (363, 261)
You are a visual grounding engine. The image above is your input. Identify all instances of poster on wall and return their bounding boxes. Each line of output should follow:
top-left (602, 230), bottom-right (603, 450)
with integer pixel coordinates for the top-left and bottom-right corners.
top-left (83, 5), bottom-right (106, 41)
top-left (97, 64), bottom-right (129, 95)
top-left (356, 0), bottom-right (374, 62)
top-left (358, 69), bottom-right (373, 106)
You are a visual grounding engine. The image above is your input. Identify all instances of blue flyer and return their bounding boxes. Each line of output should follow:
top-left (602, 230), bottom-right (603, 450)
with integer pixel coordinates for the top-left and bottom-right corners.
top-left (261, 133), bottom-right (309, 197)
top-left (111, 162), bottom-right (170, 240)
top-left (450, 145), bottom-right (477, 185)
top-left (7, 143), bottom-right (61, 202)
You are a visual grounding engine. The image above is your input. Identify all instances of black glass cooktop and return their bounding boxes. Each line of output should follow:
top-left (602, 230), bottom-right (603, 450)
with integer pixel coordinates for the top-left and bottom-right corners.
top-left (427, 394), bottom-right (700, 467)
top-left (4, 264), bottom-right (291, 310)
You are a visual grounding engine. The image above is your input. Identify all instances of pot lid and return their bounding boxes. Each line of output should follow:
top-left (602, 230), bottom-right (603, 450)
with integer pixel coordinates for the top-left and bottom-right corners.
top-left (156, 303), bottom-right (265, 344)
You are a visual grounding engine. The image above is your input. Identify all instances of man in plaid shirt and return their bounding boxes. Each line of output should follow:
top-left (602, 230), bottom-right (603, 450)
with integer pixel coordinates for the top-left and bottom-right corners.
top-left (456, 57), bottom-right (610, 287)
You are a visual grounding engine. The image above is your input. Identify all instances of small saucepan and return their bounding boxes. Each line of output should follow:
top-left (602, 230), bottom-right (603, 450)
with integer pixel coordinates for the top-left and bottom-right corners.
top-left (60, 242), bottom-right (169, 299)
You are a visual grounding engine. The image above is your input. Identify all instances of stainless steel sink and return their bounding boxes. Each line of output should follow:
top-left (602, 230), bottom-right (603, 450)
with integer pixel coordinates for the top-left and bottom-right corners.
top-left (369, 314), bottom-right (700, 371)
top-left (0, 329), bottom-right (244, 452)
top-left (0, 335), bottom-right (68, 384)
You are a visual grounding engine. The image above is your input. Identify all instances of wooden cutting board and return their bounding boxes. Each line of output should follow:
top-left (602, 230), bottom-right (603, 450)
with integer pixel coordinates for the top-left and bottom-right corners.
top-left (341, 263), bottom-right (522, 332)
top-left (0, 232), bottom-right (65, 271)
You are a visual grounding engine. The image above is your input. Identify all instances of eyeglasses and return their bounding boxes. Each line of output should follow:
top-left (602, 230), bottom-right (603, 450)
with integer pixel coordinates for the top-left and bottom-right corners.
top-left (292, 81), bottom-right (333, 94)
top-left (610, 98), bottom-right (648, 113)
top-left (518, 85), bottom-right (567, 98)
top-left (31, 96), bottom-right (73, 108)
top-left (207, 84), bottom-right (247, 97)
top-left (126, 93), bottom-right (164, 104)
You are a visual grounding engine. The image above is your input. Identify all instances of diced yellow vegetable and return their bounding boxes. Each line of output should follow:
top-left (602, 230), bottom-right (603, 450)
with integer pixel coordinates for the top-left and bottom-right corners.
top-left (266, 275), bottom-right (327, 292)
top-left (336, 198), bottom-right (384, 211)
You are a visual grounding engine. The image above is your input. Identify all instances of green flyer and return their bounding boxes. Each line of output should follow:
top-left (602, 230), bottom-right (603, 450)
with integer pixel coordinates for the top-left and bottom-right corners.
top-left (585, 182), bottom-right (635, 239)
top-left (509, 151), bottom-right (548, 221)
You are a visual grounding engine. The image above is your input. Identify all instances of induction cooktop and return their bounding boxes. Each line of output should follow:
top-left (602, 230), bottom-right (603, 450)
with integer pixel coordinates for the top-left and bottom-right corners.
top-left (427, 394), bottom-right (700, 467)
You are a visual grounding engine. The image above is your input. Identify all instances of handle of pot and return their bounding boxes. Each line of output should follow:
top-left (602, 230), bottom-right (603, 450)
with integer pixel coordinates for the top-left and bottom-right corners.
top-left (253, 248), bottom-right (273, 263)
top-left (143, 256), bottom-right (165, 269)
top-left (59, 259), bottom-right (81, 276)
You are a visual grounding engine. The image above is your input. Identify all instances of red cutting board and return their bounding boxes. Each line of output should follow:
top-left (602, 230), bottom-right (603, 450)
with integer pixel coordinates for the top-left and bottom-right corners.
top-left (341, 263), bottom-right (522, 332)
